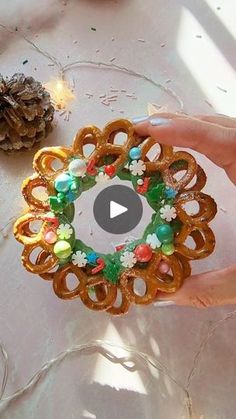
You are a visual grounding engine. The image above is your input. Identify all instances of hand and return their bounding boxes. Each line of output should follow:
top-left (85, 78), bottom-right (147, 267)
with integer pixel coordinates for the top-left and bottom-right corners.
top-left (132, 113), bottom-right (236, 307)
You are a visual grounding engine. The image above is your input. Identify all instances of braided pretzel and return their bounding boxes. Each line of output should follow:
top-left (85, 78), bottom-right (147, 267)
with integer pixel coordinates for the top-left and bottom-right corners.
top-left (14, 119), bottom-right (217, 315)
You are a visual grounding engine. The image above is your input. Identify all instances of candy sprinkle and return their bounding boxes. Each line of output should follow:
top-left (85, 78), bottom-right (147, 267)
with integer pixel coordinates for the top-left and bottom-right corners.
top-left (91, 27), bottom-right (96, 31)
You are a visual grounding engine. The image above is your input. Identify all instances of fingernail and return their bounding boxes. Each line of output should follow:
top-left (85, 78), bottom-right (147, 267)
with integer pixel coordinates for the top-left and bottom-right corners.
top-left (132, 115), bottom-right (149, 125)
top-left (149, 117), bottom-right (171, 126)
top-left (154, 300), bottom-right (175, 307)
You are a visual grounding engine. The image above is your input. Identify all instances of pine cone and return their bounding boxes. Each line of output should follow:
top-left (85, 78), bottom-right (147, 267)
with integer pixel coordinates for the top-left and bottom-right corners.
top-left (0, 73), bottom-right (54, 151)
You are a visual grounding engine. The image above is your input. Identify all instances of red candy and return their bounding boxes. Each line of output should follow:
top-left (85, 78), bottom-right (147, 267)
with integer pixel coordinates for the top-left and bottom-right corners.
top-left (136, 177), bottom-right (150, 194)
top-left (134, 244), bottom-right (153, 262)
top-left (91, 258), bottom-right (105, 274)
top-left (86, 158), bottom-right (97, 176)
top-left (104, 164), bottom-right (116, 177)
top-left (115, 244), bottom-right (125, 252)
top-left (44, 216), bottom-right (59, 228)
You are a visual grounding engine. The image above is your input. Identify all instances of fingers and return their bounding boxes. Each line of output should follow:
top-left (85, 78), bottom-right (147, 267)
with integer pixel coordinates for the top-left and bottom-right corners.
top-left (157, 264), bottom-right (236, 308)
top-left (132, 113), bottom-right (236, 183)
top-left (195, 114), bottom-right (236, 129)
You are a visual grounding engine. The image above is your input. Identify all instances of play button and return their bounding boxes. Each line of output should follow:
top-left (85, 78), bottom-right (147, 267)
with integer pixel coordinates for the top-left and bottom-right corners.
top-left (110, 201), bottom-right (128, 219)
top-left (93, 185), bottom-right (143, 234)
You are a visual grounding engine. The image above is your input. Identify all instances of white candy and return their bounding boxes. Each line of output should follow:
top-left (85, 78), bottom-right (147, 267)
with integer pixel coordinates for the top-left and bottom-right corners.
top-left (137, 179), bottom-right (144, 185)
top-left (69, 159), bottom-right (86, 177)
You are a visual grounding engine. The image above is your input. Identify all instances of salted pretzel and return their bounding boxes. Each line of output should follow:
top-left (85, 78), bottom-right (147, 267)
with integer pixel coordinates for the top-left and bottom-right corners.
top-left (14, 119), bottom-right (217, 315)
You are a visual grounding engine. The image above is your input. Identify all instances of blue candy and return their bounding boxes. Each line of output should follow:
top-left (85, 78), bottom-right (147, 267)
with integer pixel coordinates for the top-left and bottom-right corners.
top-left (129, 147), bottom-right (141, 160)
top-left (65, 190), bottom-right (77, 202)
top-left (55, 173), bottom-right (72, 193)
top-left (87, 251), bottom-right (98, 264)
top-left (165, 187), bottom-right (177, 199)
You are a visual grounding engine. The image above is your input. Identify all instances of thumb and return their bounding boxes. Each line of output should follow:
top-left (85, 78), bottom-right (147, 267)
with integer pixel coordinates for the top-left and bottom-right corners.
top-left (157, 265), bottom-right (236, 308)
top-left (132, 114), bottom-right (236, 184)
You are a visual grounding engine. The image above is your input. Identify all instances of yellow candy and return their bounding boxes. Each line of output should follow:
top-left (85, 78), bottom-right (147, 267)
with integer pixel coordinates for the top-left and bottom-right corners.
top-left (54, 240), bottom-right (72, 259)
top-left (161, 243), bottom-right (175, 256)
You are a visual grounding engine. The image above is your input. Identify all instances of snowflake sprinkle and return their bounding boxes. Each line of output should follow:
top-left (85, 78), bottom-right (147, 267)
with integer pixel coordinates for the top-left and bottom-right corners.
top-left (146, 234), bottom-right (161, 249)
top-left (57, 223), bottom-right (73, 240)
top-left (72, 251), bottom-right (87, 267)
top-left (120, 251), bottom-right (137, 268)
top-left (160, 205), bottom-right (177, 222)
top-left (129, 160), bottom-right (146, 176)
top-left (95, 172), bottom-right (110, 183)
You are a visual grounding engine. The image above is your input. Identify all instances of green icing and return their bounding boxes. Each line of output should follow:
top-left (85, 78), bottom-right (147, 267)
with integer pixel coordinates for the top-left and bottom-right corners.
top-left (63, 203), bottom-right (75, 223)
top-left (49, 157), bottom-right (178, 285)
top-left (147, 183), bottom-right (166, 202)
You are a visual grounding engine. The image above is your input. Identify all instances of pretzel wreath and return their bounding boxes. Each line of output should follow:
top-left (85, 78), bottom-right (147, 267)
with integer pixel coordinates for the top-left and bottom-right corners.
top-left (14, 119), bottom-right (217, 315)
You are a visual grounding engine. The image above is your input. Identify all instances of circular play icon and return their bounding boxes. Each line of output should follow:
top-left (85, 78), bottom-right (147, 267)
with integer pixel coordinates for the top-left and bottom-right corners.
top-left (93, 185), bottom-right (143, 234)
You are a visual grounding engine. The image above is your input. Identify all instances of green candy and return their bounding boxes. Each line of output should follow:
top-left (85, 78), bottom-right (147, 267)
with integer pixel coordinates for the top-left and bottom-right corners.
top-left (161, 243), bottom-right (175, 255)
top-left (54, 240), bottom-right (72, 259)
top-left (57, 192), bottom-right (65, 201)
top-left (156, 224), bottom-right (173, 243)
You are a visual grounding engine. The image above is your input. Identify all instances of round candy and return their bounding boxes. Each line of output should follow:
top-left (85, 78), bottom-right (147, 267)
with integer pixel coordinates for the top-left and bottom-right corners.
top-left (70, 181), bottom-right (78, 191)
top-left (159, 261), bottom-right (170, 274)
top-left (156, 224), bottom-right (173, 243)
top-left (57, 192), bottom-right (65, 200)
top-left (54, 240), bottom-right (72, 259)
top-left (44, 229), bottom-right (57, 244)
top-left (55, 173), bottom-right (72, 193)
top-left (161, 243), bottom-right (175, 256)
top-left (129, 147), bottom-right (141, 160)
top-left (104, 164), bottom-right (116, 177)
top-left (137, 179), bottom-right (144, 186)
top-left (69, 159), bottom-right (87, 177)
top-left (134, 244), bottom-right (153, 262)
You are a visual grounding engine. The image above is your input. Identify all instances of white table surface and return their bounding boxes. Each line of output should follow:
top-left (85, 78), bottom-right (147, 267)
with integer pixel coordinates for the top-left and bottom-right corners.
top-left (0, 0), bottom-right (236, 418)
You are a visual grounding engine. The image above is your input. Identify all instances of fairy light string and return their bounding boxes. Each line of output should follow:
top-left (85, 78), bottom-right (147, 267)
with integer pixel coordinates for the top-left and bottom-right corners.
top-left (0, 310), bottom-right (236, 417)
top-left (0, 340), bottom-right (193, 417)
top-left (0, 23), bottom-right (184, 111)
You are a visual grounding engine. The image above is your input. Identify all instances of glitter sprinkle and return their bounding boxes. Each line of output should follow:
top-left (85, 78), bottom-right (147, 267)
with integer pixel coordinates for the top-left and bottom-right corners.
top-left (107, 95), bottom-right (118, 99)
top-left (204, 99), bottom-right (213, 109)
top-left (101, 100), bottom-right (110, 106)
top-left (217, 85), bottom-right (227, 93)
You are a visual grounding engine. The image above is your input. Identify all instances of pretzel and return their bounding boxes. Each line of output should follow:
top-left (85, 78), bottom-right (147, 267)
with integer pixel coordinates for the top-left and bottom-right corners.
top-left (14, 119), bottom-right (217, 315)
